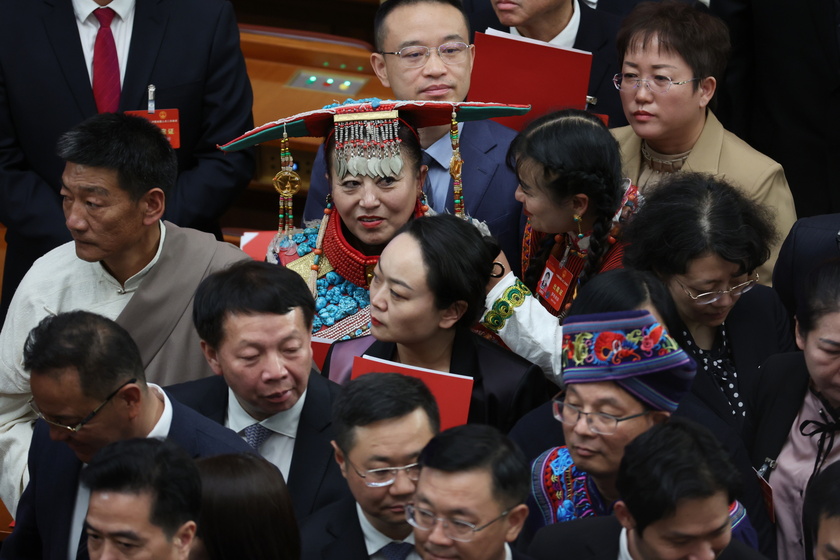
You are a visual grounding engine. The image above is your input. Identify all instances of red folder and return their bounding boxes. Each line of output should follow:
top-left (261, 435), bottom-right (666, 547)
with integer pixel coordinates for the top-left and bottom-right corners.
top-left (351, 355), bottom-right (474, 430)
top-left (470, 30), bottom-right (592, 131)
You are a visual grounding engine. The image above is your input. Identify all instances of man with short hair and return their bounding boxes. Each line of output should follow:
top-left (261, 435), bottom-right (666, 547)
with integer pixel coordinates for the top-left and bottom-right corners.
top-left (410, 424), bottom-right (533, 560)
top-left (803, 460), bottom-right (840, 560)
top-left (300, 372), bottom-right (441, 560)
top-left (0, 311), bottom-right (252, 560)
top-left (303, 0), bottom-right (524, 268)
top-left (82, 438), bottom-right (201, 560)
top-left (475, 0), bottom-right (626, 126)
top-left (166, 260), bottom-right (348, 520)
top-left (528, 418), bottom-right (765, 560)
top-left (0, 112), bottom-right (248, 513)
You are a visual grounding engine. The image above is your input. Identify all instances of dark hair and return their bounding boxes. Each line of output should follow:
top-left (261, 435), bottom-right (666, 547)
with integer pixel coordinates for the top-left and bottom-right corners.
top-left (616, 418), bottom-right (741, 535)
top-left (22, 311), bottom-right (146, 400)
top-left (81, 438), bottom-right (201, 539)
top-left (796, 258), bottom-right (840, 337)
top-left (623, 173), bottom-right (776, 279)
top-left (373, 0), bottom-right (470, 52)
top-left (399, 214), bottom-right (500, 328)
top-left (616, 1), bottom-right (730, 107)
top-left (510, 109), bottom-right (624, 290)
top-left (56, 112), bottom-right (177, 200)
top-left (193, 261), bottom-right (316, 348)
top-left (324, 119), bottom-right (423, 182)
top-left (803, 461), bottom-right (840, 560)
top-left (195, 454), bottom-right (300, 560)
top-left (419, 424), bottom-right (529, 507)
top-left (333, 372), bottom-right (441, 453)
top-left (566, 268), bottom-right (676, 330)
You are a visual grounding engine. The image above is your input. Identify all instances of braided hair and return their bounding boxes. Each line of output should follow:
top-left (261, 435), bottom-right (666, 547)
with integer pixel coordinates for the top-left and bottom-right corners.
top-left (510, 109), bottom-right (624, 291)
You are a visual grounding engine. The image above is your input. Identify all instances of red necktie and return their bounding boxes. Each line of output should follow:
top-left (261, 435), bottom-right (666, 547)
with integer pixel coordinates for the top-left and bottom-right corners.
top-left (93, 8), bottom-right (120, 113)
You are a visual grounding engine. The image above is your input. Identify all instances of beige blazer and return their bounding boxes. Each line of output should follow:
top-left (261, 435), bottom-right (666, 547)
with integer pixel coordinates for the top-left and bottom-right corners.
top-left (612, 111), bottom-right (797, 284)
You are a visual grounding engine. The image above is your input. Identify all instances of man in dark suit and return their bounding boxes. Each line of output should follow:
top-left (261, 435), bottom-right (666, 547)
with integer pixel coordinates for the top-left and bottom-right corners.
top-left (300, 373), bottom-right (441, 560)
top-left (0, 0), bottom-right (255, 322)
top-left (82, 439), bottom-right (201, 560)
top-left (0, 311), bottom-right (253, 560)
top-left (528, 419), bottom-right (766, 560)
top-left (469, 0), bottom-right (626, 127)
top-left (166, 261), bottom-right (348, 521)
top-left (411, 424), bottom-right (534, 560)
top-left (303, 0), bottom-right (525, 271)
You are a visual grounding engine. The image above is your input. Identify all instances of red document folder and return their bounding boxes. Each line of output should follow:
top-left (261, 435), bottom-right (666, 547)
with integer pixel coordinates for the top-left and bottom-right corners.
top-left (351, 355), bottom-right (474, 430)
top-left (470, 30), bottom-right (592, 131)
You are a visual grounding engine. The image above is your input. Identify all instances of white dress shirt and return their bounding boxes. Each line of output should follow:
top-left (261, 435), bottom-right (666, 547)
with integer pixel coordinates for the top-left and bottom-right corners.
top-left (72, 0), bottom-right (136, 86)
top-left (226, 388), bottom-right (307, 481)
top-left (357, 502), bottom-right (421, 560)
top-left (509, 0), bottom-right (581, 49)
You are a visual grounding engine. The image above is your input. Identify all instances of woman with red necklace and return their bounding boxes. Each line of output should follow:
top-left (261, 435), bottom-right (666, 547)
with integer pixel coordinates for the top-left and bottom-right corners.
top-left (221, 99), bottom-right (528, 341)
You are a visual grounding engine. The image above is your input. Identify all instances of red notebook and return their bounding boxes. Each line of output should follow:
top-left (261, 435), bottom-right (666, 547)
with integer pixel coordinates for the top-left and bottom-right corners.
top-left (351, 355), bottom-right (474, 430)
top-left (470, 29), bottom-right (592, 131)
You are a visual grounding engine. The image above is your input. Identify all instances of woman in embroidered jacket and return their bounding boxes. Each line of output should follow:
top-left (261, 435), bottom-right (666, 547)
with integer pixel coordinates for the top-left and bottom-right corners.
top-left (482, 108), bottom-right (638, 380)
top-left (220, 99), bottom-right (528, 341)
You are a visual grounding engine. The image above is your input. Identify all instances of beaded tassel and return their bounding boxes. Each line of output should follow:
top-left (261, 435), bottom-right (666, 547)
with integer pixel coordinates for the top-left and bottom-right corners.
top-left (308, 196), bottom-right (332, 296)
top-left (273, 129), bottom-right (301, 235)
top-left (449, 109), bottom-right (465, 218)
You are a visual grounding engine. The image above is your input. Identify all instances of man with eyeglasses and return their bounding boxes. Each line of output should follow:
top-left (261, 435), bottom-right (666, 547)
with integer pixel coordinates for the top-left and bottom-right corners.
top-left (0, 311), bottom-right (252, 560)
top-left (303, 0), bottom-right (525, 271)
top-left (300, 373), bottom-right (440, 560)
top-left (410, 423), bottom-right (533, 560)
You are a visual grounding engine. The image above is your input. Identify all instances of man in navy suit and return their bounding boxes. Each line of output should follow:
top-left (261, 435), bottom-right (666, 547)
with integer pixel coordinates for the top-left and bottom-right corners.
top-left (0, 311), bottom-right (253, 560)
top-left (166, 260), bottom-right (349, 522)
top-left (303, 0), bottom-right (525, 271)
top-left (528, 419), bottom-right (765, 560)
top-left (0, 0), bottom-right (255, 322)
top-left (411, 424), bottom-right (534, 560)
top-left (300, 373), bottom-right (441, 560)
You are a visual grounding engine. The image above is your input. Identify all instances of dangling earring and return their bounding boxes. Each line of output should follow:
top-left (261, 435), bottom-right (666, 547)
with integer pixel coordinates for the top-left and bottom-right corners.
top-left (419, 191), bottom-right (430, 214)
top-left (573, 214), bottom-right (584, 239)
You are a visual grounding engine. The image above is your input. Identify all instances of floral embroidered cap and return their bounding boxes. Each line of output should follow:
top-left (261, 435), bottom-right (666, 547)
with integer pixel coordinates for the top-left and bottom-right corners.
top-left (561, 310), bottom-right (696, 412)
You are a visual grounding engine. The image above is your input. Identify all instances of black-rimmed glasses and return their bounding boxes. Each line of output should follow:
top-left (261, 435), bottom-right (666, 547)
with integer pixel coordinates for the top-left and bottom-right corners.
top-left (552, 396), bottom-right (648, 436)
top-left (613, 73), bottom-right (700, 94)
top-left (28, 377), bottom-right (137, 433)
top-left (380, 42), bottom-right (472, 68)
top-left (406, 504), bottom-right (509, 542)
top-left (676, 272), bottom-right (759, 305)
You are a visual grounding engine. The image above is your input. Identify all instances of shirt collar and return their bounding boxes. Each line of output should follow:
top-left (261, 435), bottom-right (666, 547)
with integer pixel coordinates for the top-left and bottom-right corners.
top-left (226, 386), bottom-right (307, 438)
top-left (356, 502), bottom-right (415, 556)
top-left (97, 220), bottom-right (166, 292)
top-left (424, 122), bottom-right (464, 170)
top-left (72, 0), bottom-right (135, 24)
top-left (146, 383), bottom-right (173, 440)
top-left (509, 0), bottom-right (581, 50)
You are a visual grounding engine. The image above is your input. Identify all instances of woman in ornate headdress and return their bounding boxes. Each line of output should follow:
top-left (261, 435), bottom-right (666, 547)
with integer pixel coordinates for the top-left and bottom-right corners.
top-left (221, 99), bottom-right (528, 341)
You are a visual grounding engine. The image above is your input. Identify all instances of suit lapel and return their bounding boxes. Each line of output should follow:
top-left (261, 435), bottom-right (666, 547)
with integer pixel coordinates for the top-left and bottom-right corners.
top-left (460, 121), bottom-right (498, 217)
top-left (41, 0), bottom-right (97, 116)
top-left (287, 372), bottom-right (335, 516)
top-left (120, 0), bottom-right (168, 111)
top-left (321, 498), bottom-right (369, 560)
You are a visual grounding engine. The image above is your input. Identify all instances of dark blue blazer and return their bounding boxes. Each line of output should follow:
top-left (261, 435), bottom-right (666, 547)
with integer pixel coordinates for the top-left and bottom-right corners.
top-left (166, 371), bottom-right (350, 520)
top-left (462, 1), bottom-right (626, 127)
top-left (0, 0), bottom-right (255, 320)
top-left (302, 119), bottom-right (526, 273)
top-left (528, 515), bottom-right (767, 560)
top-left (0, 395), bottom-right (254, 560)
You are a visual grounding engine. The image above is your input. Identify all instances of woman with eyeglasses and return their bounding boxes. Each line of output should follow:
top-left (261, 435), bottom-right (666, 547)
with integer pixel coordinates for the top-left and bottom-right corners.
top-left (623, 173), bottom-right (795, 438)
top-left (611, 1), bottom-right (795, 284)
top-left (748, 259), bottom-right (840, 560)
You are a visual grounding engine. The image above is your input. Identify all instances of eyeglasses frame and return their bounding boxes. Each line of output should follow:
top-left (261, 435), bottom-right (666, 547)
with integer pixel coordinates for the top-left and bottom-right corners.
top-left (380, 42), bottom-right (474, 68)
top-left (612, 73), bottom-right (701, 94)
top-left (28, 377), bottom-right (137, 433)
top-left (345, 457), bottom-right (421, 488)
top-left (405, 503), bottom-right (510, 542)
top-left (675, 272), bottom-right (759, 305)
top-left (552, 396), bottom-right (649, 436)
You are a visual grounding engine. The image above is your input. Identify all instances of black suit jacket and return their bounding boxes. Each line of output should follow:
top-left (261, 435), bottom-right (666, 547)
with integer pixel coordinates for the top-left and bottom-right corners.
top-left (303, 119), bottom-right (525, 274)
top-left (528, 515), bottom-right (768, 560)
top-left (461, 0), bottom-right (625, 127)
top-left (166, 371), bottom-right (350, 520)
top-left (0, 0), bottom-right (255, 319)
top-left (0, 395), bottom-right (254, 560)
top-left (773, 214), bottom-right (840, 327)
